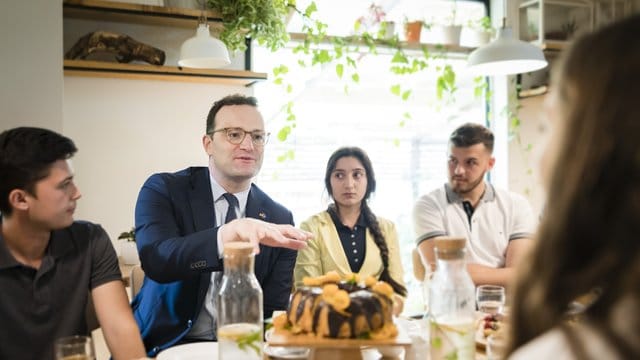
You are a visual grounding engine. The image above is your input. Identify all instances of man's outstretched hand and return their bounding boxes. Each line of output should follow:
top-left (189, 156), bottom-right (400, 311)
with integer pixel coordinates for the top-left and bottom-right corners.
top-left (220, 218), bottom-right (313, 253)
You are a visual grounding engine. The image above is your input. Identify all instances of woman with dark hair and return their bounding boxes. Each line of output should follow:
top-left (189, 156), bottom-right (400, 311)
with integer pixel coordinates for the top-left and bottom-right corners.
top-left (294, 147), bottom-right (406, 314)
top-left (506, 14), bottom-right (640, 359)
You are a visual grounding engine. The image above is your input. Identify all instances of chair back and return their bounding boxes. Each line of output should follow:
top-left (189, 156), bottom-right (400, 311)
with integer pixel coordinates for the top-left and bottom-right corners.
top-left (130, 264), bottom-right (145, 298)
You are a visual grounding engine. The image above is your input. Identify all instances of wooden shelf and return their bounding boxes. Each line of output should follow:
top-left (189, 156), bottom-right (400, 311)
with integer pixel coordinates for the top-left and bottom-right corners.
top-left (63, 1), bottom-right (266, 85)
top-left (64, 60), bottom-right (267, 86)
top-left (539, 40), bottom-right (567, 51)
top-left (288, 32), bottom-right (474, 59)
top-left (63, 0), bottom-right (222, 29)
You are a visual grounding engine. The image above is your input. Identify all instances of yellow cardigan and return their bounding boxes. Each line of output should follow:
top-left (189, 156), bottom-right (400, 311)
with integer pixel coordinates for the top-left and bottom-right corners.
top-left (294, 211), bottom-right (405, 293)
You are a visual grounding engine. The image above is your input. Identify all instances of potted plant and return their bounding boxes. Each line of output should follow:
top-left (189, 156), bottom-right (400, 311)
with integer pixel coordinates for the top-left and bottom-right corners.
top-left (403, 17), bottom-right (423, 43)
top-left (354, 3), bottom-right (395, 40)
top-left (118, 227), bottom-right (139, 265)
top-left (207, 0), bottom-right (294, 52)
top-left (435, 1), bottom-right (462, 46)
top-left (466, 16), bottom-right (494, 46)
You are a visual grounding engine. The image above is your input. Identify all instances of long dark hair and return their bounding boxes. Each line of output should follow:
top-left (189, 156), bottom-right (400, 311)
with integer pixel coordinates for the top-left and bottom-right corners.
top-left (325, 147), bottom-right (407, 296)
top-left (506, 15), bottom-right (640, 358)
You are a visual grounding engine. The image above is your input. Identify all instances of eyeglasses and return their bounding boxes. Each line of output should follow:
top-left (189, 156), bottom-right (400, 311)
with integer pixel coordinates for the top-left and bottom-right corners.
top-left (208, 127), bottom-right (270, 146)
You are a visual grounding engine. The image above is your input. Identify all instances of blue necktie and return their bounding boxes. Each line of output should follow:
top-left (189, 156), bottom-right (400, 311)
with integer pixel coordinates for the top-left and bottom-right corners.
top-left (222, 193), bottom-right (239, 223)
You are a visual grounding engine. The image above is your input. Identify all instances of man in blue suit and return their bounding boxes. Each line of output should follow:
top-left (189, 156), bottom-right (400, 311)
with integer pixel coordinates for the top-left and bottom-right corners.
top-left (131, 94), bottom-right (311, 356)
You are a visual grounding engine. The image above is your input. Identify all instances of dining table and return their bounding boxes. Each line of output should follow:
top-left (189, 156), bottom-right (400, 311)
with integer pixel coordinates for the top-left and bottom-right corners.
top-left (153, 317), bottom-right (490, 360)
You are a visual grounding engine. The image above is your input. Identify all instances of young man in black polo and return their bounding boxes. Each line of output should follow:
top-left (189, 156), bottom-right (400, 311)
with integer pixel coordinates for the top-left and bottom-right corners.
top-left (0, 127), bottom-right (147, 360)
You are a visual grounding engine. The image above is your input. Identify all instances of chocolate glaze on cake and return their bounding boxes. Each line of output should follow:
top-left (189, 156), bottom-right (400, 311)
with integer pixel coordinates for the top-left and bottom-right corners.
top-left (287, 282), bottom-right (394, 338)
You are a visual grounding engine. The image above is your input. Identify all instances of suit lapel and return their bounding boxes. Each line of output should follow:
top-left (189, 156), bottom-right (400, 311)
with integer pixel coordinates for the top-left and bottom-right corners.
top-left (246, 185), bottom-right (269, 222)
top-left (318, 212), bottom-right (353, 275)
top-left (246, 186), bottom-right (269, 277)
top-left (188, 168), bottom-right (216, 232)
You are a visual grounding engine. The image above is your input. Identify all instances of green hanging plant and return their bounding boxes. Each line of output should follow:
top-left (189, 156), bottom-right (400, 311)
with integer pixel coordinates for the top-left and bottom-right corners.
top-left (207, 0), bottom-right (295, 52)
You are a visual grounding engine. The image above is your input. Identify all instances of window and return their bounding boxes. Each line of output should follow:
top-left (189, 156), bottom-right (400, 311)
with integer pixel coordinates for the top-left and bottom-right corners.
top-left (253, 0), bottom-right (487, 314)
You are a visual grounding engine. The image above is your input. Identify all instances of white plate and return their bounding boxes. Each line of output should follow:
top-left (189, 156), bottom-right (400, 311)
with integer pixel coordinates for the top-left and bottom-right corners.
top-left (263, 344), bottom-right (309, 359)
top-left (156, 342), bottom-right (218, 360)
top-left (264, 328), bottom-right (309, 359)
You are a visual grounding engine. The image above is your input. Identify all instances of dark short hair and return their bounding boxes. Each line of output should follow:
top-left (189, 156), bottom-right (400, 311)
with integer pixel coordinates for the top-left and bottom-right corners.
top-left (205, 94), bottom-right (258, 134)
top-left (324, 146), bottom-right (376, 200)
top-left (449, 123), bottom-right (494, 153)
top-left (0, 127), bottom-right (77, 215)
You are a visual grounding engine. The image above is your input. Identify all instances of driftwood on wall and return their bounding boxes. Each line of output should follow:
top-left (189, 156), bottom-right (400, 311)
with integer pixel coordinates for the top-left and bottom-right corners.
top-left (65, 31), bottom-right (166, 65)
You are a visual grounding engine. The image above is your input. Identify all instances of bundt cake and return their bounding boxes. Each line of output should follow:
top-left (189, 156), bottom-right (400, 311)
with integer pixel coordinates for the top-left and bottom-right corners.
top-left (273, 272), bottom-right (398, 339)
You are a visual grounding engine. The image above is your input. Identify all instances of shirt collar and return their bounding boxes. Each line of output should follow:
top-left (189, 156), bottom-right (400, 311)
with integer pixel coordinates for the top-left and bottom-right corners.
top-left (0, 231), bottom-right (19, 270)
top-left (327, 205), bottom-right (367, 229)
top-left (208, 172), bottom-right (250, 212)
top-left (0, 219), bottom-right (73, 271)
top-left (444, 182), bottom-right (496, 204)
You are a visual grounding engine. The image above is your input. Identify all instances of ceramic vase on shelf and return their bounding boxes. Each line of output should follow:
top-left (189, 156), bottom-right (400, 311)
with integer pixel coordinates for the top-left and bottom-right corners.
top-left (120, 241), bottom-right (140, 265)
top-left (404, 21), bottom-right (423, 43)
top-left (380, 21), bottom-right (396, 40)
top-left (466, 29), bottom-right (491, 47)
top-left (437, 24), bottom-right (462, 45)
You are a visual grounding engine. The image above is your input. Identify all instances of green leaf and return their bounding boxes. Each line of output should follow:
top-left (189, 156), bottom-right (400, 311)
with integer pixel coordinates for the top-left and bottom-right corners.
top-left (390, 84), bottom-right (401, 96)
top-left (391, 51), bottom-right (409, 64)
top-left (444, 351), bottom-right (458, 360)
top-left (335, 63), bottom-right (344, 78)
top-left (304, 2), bottom-right (317, 17)
top-left (401, 89), bottom-right (411, 101)
top-left (351, 73), bottom-right (359, 83)
top-left (277, 126), bottom-right (291, 141)
top-left (235, 329), bottom-right (262, 356)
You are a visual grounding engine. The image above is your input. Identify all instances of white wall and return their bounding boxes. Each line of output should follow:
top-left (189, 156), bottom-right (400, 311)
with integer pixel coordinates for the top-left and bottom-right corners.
top-left (509, 95), bottom-right (546, 217)
top-left (0, 1), bottom-right (252, 248)
top-left (64, 78), bottom-right (250, 245)
top-left (0, 0), bottom-right (63, 131)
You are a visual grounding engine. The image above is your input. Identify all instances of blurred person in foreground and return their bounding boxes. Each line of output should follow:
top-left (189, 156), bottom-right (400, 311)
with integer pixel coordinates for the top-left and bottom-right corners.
top-left (413, 123), bottom-right (536, 287)
top-left (0, 127), bottom-right (146, 360)
top-left (507, 14), bottom-right (640, 359)
top-left (132, 94), bottom-right (311, 357)
top-left (294, 147), bottom-right (406, 314)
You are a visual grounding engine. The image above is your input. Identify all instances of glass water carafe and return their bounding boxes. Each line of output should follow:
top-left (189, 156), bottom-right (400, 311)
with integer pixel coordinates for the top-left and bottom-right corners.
top-left (429, 237), bottom-right (476, 360)
top-left (217, 242), bottom-right (263, 360)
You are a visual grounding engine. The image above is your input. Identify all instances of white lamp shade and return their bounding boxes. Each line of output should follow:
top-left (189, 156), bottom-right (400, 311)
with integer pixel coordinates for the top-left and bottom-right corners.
top-left (178, 23), bottom-right (231, 69)
top-left (467, 27), bottom-right (548, 76)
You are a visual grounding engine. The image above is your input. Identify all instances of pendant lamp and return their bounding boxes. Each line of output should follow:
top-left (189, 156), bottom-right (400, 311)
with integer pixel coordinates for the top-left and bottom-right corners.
top-left (467, 19), bottom-right (548, 76)
top-left (178, 8), bottom-right (230, 69)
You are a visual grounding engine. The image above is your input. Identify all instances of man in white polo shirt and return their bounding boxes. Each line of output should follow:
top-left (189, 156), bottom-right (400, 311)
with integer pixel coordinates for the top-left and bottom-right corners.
top-left (413, 123), bottom-right (535, 287)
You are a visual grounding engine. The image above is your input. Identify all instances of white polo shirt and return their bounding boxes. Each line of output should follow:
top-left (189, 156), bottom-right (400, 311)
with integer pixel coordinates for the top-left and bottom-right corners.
top-left (413, 183), bottom-right (535, 268)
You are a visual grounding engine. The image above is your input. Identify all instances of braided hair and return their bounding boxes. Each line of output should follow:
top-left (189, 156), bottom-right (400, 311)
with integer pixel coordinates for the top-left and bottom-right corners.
top-left (325, 147), bottom-right (407, 296)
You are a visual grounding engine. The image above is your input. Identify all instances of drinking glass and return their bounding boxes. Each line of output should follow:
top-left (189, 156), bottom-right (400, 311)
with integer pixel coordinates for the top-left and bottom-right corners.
top-left (476, 285), bottom-right (506, 315)
top-left (487, 333), bottom-right (506, 360)
top-left (54, 335), bottom-right (95, 360)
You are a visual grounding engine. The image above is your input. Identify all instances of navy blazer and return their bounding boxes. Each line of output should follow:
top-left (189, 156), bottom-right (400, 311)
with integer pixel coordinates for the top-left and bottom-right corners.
top-left (131, 167), bottom-right (296, 356)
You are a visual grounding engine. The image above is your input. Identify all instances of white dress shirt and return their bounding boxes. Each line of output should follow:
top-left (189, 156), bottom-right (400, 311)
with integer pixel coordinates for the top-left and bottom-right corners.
top-left (185, 173), bottom-right (249, 340)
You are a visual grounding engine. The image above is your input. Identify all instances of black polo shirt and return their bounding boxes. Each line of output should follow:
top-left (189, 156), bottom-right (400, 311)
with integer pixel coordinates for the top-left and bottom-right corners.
top-left (328, 209), bottom-right (367, 273)
top-left (0, 220), bottom-right (121, 360)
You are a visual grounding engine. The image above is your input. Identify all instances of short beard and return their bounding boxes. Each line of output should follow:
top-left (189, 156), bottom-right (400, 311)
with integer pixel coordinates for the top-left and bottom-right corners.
top-left (451, 172), bottom-right (485, 195)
